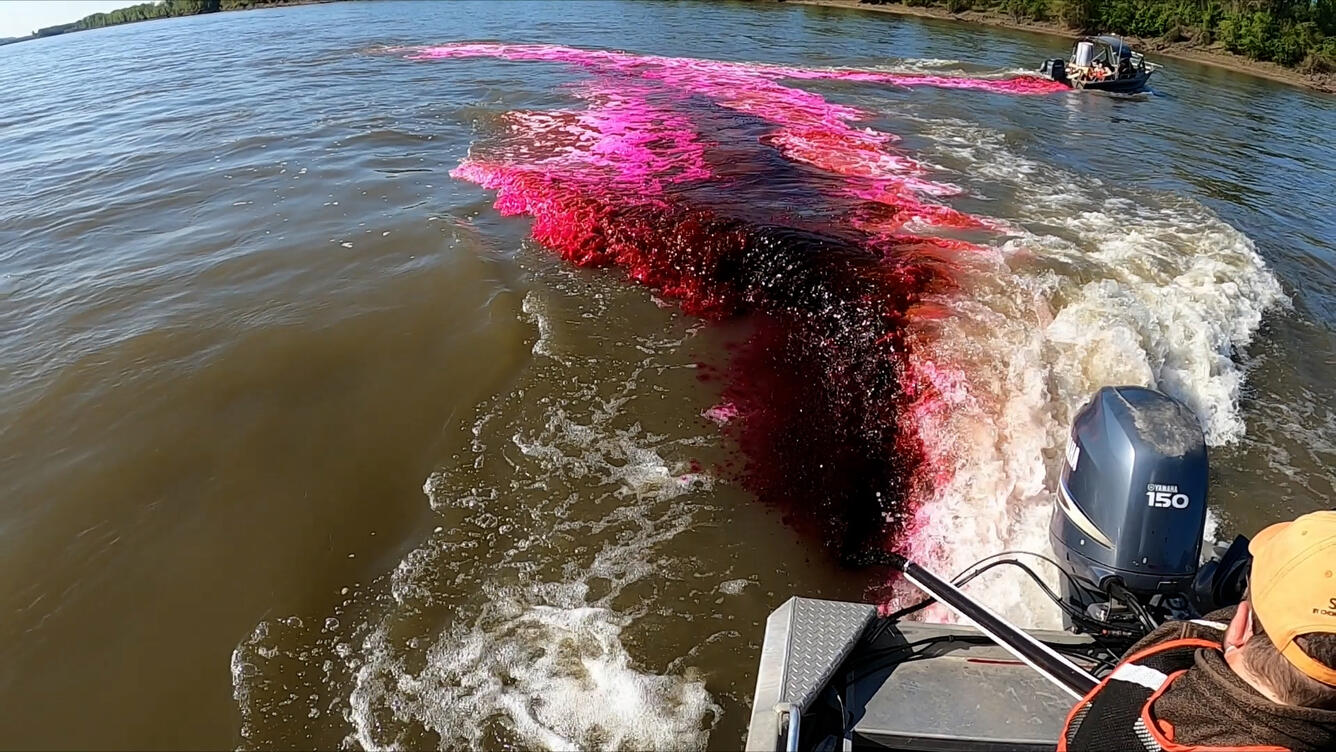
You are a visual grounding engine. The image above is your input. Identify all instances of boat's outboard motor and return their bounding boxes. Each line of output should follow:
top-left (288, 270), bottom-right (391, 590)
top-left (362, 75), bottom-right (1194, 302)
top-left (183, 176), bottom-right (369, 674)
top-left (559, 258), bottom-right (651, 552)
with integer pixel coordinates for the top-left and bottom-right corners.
top-left (1041, 58), bottom-right (1068, 85)
top-left (1050, 386), bottom-right (1224, 636)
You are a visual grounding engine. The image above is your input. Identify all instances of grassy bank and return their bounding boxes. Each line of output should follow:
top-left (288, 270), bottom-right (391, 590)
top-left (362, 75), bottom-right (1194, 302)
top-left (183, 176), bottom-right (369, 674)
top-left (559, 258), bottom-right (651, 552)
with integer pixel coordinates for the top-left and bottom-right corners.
top-left (785, 0), bottom-right (1336, 92)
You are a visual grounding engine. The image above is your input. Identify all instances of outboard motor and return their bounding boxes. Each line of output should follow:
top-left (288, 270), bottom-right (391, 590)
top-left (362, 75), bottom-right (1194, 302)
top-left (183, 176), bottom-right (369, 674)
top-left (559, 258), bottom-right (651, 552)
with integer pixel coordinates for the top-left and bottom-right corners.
top-left (1050, 386), bottom-right (1215, 636)
top-left (1041, 58), bottom-right (1068, 85)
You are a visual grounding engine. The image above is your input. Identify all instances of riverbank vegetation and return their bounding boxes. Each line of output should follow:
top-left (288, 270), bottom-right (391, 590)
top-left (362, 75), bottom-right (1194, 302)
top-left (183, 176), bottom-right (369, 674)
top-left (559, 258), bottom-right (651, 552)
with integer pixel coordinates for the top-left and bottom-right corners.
top-left (18, 0), bottom-right (317, 41)
top-left (862, 0), bottom-right (1336, 71)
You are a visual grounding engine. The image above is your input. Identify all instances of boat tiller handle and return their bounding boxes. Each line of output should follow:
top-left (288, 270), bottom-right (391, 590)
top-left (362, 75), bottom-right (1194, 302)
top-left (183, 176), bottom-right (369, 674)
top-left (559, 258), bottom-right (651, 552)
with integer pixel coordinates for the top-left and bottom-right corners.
top-left (888, 553), bottom-right (1100, 699)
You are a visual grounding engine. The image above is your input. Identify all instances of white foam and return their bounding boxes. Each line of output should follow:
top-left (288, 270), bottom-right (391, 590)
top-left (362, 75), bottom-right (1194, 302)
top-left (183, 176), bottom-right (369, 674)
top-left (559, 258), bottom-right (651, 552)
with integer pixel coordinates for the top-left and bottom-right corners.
top-left (902, 119), bottom-right (1285, 626)
top-left (523, 290), bottom-right (561, 360)
top-left (718, 579), bottom-right (751, 595)
top-left (360, 405), bottom-right (717, 748)
top-left (866, 59), bottom-right (1035, 79)
top-left (345, 605), bottom-right (716, 752)
top-left (234, 288), bottom-right (720, 749)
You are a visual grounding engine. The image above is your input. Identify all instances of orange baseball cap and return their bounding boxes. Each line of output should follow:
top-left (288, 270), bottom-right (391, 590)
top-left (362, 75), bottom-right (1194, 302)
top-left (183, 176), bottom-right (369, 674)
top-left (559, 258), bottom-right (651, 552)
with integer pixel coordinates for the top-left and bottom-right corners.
top-left (1249, 510), bottom-right (1336, 686)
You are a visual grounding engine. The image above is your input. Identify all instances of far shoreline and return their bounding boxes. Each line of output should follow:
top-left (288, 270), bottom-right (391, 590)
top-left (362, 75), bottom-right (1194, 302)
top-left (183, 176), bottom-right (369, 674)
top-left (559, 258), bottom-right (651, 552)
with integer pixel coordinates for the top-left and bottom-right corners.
top-left (782, 0), bottom-right (1336, 94)
top-left (0, 0), bottom-right (334, 49)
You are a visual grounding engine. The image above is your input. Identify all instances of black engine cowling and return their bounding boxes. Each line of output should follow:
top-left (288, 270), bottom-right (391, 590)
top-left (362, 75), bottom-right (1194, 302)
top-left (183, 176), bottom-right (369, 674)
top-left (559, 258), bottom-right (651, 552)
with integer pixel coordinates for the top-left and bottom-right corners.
top-left (1041, 58), bottom-right (1069, 85)
top-left (1050, 386), bottom-right (1208, 604)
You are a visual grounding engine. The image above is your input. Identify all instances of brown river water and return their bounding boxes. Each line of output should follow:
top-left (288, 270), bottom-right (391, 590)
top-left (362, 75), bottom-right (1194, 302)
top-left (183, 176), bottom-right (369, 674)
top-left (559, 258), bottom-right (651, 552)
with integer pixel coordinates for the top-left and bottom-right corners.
top-left (1, 1), bottom-right (1334, 749)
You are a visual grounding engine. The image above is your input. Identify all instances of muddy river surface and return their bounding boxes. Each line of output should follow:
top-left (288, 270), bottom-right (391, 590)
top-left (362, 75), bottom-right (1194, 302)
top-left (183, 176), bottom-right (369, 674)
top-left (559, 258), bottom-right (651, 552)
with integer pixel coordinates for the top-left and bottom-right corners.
top-left (2, 0), bottom-right (1334, 748)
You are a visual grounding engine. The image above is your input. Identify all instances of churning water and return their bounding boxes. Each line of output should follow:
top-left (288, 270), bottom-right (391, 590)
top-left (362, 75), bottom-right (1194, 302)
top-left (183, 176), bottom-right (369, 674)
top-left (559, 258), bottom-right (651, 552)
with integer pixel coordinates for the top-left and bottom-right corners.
top-left (1, 1), bottom-right (1333, 748)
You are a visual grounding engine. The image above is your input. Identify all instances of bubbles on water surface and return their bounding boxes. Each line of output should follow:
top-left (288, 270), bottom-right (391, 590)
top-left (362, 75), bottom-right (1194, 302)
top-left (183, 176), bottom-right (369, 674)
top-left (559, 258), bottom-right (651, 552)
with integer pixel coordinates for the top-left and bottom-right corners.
top-left (234, 280), bottom-right (725, 750)
top-left (409, 44), bottom-right (1282, 589)
top-left (414, 45), bottom-right (1284, 622)
top-left (896, 117), bottom-right (1285, 622)
top-left (232, 44), bottom-right (1288, 748)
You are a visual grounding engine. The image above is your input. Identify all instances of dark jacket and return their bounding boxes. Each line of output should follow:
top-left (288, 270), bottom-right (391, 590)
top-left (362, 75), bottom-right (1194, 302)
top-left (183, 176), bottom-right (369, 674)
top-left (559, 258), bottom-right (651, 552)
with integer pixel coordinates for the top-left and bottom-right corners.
top-left (1111, 605), bottom-right (1336, 751)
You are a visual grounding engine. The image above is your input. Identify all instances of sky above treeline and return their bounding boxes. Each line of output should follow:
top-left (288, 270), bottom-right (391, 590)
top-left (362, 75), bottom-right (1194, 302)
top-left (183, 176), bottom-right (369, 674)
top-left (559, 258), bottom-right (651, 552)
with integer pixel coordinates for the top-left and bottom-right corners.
top-left (0, 1), bottom-right (132, 38)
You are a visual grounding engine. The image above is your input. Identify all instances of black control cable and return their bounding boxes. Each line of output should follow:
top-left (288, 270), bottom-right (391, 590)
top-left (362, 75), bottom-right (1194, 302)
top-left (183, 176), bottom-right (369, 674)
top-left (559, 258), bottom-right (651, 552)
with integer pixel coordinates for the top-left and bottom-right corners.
top-left (871, 550), bottom-right (1134, 642)
top-left (859, 551), bottom-right (1135, 678)
top-left (1106, 580), bottom-right (1159, 633)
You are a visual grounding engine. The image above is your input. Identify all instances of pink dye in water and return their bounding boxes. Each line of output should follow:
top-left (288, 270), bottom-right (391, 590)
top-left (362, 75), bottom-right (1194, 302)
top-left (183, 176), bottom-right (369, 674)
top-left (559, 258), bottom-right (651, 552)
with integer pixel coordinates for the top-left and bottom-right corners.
top-left (703, 401), bottom-right (740, 425)
top-left (407, 43), bottom-right (1056, 564)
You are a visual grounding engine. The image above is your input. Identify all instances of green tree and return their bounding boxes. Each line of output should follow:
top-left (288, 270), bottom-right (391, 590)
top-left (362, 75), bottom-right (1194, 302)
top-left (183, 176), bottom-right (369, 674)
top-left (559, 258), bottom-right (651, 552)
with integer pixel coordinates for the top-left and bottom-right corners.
top-left (1058, 0), bottom-right (1101, 30)
top-left (866, 0), bottom-right (1336, 69)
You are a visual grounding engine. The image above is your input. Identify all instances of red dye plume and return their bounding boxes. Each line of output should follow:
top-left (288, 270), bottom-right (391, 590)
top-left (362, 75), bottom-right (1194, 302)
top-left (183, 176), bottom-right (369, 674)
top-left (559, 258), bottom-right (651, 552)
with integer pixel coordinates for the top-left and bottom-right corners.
top-left (410, 43), bottom-right (1054, 563)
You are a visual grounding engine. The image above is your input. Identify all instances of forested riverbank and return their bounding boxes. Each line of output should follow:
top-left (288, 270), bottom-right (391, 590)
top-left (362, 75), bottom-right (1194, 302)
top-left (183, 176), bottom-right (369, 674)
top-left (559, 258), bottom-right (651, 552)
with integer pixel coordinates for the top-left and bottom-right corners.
top-left (1, 0), bottom-right (324, 44)
top-left (787, 0), bottom-right (1336, 90)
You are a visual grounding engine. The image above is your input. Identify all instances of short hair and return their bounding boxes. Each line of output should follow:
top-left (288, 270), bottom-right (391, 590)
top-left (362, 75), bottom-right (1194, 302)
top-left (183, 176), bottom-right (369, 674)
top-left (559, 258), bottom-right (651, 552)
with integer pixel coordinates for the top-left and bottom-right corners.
top-left (1240, 605), bottom-right (1336, 709)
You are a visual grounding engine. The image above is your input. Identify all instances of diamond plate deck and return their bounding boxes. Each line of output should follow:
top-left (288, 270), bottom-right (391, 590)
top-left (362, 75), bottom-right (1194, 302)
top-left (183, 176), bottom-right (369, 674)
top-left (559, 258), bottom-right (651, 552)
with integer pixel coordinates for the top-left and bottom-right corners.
top-left (782, 598), bottom-right (876, 707)
top-left (745, 597), bottom-right (875, 751)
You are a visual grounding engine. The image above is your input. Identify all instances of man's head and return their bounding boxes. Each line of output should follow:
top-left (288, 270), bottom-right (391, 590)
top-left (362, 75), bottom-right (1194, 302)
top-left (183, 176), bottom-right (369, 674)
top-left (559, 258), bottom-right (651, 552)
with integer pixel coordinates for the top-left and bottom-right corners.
top-left (1222, 510), bottom-right (1336, 709)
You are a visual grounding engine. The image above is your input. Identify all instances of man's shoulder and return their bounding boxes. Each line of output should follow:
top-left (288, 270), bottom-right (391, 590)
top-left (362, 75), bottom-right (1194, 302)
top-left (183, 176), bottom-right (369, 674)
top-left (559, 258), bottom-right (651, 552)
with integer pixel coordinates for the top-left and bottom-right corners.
top-left (1156, 641), bottom-right (1336, 751)
top-left (1182, 605), bottom-right (1237, 638)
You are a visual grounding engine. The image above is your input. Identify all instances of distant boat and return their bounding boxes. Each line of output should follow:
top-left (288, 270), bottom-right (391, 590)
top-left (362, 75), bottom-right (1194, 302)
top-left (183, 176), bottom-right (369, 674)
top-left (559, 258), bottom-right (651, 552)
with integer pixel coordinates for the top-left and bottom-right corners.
top-left (1041, 35), bottom-right (1160, 93)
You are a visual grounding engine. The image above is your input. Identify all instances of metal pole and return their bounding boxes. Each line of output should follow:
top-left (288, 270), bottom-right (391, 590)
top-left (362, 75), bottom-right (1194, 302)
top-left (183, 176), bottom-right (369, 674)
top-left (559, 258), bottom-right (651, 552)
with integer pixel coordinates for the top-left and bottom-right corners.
top-left (891, 554), bottom-right (1100, 699)
top-left (784, 708), bottom-right (801, 752)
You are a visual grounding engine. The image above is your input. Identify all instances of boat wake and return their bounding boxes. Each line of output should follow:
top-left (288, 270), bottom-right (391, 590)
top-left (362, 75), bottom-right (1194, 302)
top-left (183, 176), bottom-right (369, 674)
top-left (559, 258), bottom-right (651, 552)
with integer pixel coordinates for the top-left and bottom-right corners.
top-left (893, 117), bottom-right (1284, 615)
top-left (232, 44), bottom-right (1283, 750)
top-left (399, 42), bottom-right (1072, 560)
top-left (234, 288), bottom-right (726, 750)
top-left (400, 41), bottom-right (1282, 608)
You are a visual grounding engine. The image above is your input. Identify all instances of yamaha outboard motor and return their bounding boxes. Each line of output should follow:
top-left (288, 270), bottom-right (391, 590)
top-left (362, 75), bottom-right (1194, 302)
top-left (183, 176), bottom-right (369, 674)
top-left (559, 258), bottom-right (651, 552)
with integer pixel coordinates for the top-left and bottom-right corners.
top-left (1041, 58), bottom-right (1069, 85)
top-left (1050, 386), bottom-right (1221, 637)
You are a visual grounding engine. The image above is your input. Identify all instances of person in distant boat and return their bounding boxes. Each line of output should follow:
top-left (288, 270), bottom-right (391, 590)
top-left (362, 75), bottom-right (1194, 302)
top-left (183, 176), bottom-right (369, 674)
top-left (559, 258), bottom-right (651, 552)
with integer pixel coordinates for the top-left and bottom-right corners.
top-left (1088, 57), bottom-right (1113, 81)
top-left (1060, 510), bottom-right (1336, 752)
top-left (1117, 54), bottom-right (1134, 79)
